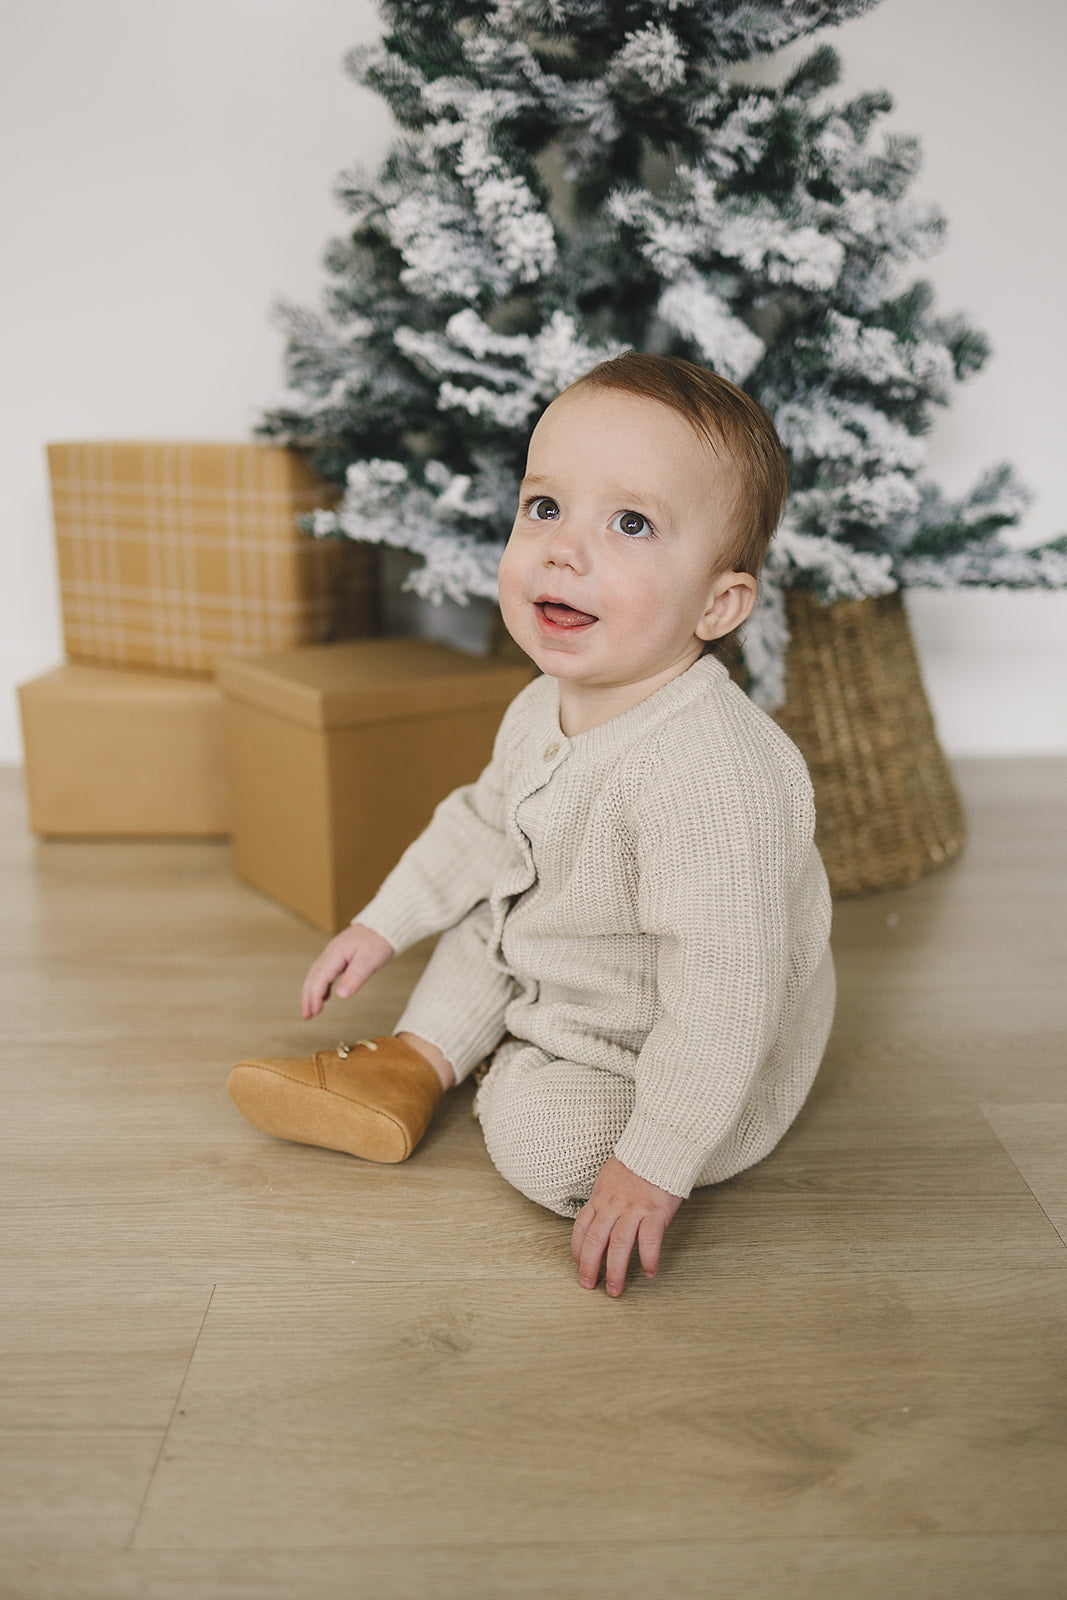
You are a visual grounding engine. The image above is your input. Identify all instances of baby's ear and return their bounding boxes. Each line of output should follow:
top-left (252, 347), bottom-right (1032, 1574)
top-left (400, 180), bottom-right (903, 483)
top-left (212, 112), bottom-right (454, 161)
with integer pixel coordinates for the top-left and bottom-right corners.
top-left (697, 571), bottom-right (758, 642)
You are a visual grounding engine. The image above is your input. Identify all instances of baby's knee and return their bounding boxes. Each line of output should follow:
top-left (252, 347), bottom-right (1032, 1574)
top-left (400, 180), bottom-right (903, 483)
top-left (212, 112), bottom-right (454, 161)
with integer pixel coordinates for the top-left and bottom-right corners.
top-left (477, 1049), bottom-right (632, 1219)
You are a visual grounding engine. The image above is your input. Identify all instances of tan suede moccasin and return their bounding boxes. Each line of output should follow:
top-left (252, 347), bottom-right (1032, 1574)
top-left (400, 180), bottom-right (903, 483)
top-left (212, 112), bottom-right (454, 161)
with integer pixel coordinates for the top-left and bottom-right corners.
top-left (227, 1037), bottom-right (444, 1163)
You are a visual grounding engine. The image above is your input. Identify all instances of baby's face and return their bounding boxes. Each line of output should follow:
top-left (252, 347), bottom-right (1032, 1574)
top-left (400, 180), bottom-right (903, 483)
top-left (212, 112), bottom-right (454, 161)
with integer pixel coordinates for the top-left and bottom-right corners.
top-left (498, 386), bottom-right (746, 726)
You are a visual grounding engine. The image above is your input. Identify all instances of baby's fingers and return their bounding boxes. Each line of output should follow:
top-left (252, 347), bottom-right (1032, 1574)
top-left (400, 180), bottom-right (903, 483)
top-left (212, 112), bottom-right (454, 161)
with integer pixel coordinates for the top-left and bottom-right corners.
top-left (330, 925), bottom-right (394, 1002)
top-left (636, 1214), bottom-right (667, 1280)
top-left (575, 1209), bottom-right (611, 1291)
top-left (301, 969), bottom-right (333, 1020)
top-left (574, 1210), bottom-right (638, 1297)
top-left (301, 949), bottom-right (349, 1019)
top-left (571, 1201), bottom-right (594, 1265)
top-left (603, 1219), bottom-right (640, 1298)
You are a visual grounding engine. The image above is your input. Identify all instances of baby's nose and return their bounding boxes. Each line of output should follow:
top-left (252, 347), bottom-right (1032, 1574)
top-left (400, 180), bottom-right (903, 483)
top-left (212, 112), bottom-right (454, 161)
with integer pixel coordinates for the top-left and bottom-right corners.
top-left (543, 516), bottom-right (590, 570)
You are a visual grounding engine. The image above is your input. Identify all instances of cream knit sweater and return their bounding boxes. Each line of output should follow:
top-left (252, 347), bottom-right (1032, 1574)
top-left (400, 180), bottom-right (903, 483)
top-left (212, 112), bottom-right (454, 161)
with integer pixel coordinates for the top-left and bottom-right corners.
top-left (358, 654), bottom-right (835, 1198)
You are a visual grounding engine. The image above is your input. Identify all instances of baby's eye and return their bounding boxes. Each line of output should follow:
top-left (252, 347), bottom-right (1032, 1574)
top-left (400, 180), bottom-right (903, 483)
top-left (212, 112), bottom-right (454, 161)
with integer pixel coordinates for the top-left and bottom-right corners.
top-left (610, 510), bottom-right (653, 539)
top-left (526, 496), bottom-right (560, 521)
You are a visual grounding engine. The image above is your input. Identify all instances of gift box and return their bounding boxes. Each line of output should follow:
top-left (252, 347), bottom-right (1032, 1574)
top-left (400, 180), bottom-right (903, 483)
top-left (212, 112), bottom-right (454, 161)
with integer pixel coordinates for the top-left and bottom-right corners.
top-left (218, 638), bottom-right (534, 932)
top-left (18, 662), bottom-right (229, 836)
top-left (47, 441), bottom-right (376, 675)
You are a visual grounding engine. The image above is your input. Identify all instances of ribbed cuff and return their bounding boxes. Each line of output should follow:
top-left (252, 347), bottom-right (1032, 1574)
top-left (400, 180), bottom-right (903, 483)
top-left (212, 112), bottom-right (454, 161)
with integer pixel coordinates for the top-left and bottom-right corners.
top-left (352, 895), bottom-right (425, 958)
top-left (612, 1109), bottom-right (714, 1199)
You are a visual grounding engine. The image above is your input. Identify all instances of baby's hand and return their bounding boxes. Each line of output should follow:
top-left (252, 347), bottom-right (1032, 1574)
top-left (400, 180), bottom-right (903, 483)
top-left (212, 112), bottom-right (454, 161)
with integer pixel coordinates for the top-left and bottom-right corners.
top-left (571, 1156), bottom-right (682, 1298)
top-left (301, 923), bottom-right (395, 1020)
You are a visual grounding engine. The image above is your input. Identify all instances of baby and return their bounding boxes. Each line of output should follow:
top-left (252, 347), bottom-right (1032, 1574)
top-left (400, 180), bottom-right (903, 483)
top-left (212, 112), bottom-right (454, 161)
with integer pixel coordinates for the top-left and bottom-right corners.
top-left (229, 352), bottom-right (834, 1296)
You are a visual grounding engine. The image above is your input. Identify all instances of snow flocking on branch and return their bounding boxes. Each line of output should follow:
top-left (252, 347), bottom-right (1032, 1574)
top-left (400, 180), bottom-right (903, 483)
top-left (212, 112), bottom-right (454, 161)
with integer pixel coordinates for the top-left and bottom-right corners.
top-left (610, 23), bottom-right (688, 93)
top-left (657, 279), bottom-right (765, 383)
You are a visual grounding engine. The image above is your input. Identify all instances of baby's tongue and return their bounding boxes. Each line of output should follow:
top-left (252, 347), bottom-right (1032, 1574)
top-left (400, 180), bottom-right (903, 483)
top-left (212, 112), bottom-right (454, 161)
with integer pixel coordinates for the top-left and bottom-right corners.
top-left (542, 601), bottom-right (597, 627)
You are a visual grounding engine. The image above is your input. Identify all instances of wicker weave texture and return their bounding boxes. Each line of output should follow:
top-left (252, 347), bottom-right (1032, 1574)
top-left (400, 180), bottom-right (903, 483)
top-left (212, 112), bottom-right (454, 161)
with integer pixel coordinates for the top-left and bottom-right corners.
top-left (773, 590), bottom-right (965, 898)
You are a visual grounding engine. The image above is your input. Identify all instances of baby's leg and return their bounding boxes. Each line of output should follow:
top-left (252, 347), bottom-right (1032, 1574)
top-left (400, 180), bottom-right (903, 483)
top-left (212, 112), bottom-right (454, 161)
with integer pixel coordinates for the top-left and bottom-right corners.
top-left (228, 905), bottom-right (515, 1163)
top-left (475, 1044), bottom-right (635, 1218)
top-left (395, 901), bottom-right (518, 1084)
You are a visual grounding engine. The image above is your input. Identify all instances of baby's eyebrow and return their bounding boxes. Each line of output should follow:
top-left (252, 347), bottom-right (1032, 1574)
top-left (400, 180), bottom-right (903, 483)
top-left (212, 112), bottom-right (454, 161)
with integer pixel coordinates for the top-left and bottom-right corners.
top-left (605, 484), bottom-right (675, 525)
top-left (523, 473), bottom-right (666, 506)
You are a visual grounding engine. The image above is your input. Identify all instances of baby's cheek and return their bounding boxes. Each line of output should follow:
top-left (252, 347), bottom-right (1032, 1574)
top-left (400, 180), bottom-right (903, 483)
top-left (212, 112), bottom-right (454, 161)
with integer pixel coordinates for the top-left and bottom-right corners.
top-left (496, 544), bottom-right (526, 620)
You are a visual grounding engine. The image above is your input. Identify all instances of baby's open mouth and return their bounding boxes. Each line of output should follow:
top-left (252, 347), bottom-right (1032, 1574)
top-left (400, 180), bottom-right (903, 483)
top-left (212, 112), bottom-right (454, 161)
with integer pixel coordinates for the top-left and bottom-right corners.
top-left (536, 600), bottom-right (598, 628)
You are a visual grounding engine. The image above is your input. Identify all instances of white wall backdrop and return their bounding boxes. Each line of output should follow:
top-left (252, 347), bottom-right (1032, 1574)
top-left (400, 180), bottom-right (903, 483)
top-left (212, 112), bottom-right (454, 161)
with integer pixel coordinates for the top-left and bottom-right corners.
top-left (2, 0), bottom-right (1064, 764)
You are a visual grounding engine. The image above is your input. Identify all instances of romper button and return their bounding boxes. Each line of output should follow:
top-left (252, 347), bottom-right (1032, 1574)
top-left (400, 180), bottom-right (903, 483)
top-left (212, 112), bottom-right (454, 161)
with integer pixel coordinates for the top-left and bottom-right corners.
top-left (543, 743), bottom-right (560, 761)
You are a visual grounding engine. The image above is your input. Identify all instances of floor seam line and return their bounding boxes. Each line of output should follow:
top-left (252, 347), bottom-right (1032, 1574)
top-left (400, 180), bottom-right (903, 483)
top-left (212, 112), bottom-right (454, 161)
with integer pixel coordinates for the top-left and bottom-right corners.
top-left (978, 1108), bottom-right (1067, 1254)
top-left (126, 1282), bottom-right (217, 1552)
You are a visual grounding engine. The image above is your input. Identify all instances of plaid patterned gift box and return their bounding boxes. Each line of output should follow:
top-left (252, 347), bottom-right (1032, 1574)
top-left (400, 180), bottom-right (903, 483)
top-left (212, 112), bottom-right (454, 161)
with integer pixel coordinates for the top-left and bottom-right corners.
top-left (47, 442), bottom-right (376, 675)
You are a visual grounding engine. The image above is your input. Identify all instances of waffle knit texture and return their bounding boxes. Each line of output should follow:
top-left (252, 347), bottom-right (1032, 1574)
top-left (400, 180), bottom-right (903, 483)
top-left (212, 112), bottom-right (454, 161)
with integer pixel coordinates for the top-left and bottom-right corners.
top-left (357, 655), bottom-right (834, 1201)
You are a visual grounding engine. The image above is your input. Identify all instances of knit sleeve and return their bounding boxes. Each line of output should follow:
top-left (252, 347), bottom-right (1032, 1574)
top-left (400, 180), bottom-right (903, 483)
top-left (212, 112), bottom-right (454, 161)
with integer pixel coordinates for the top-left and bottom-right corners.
top-left (611, 712), bottom-right (816, 1198)
top-left (353, 685), bottom-right (531, 953)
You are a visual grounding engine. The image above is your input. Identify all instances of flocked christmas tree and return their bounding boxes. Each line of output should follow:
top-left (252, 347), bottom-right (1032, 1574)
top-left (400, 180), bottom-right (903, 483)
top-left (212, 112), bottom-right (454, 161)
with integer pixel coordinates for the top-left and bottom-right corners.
top-left (261, 0), bottom-right (1066, 707)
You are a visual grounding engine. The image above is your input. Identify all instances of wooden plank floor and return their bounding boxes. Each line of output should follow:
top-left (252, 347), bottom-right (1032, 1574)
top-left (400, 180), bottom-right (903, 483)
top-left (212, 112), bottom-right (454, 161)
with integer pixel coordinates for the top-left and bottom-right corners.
top-left (1, 759), bottom-right (1065, 1600)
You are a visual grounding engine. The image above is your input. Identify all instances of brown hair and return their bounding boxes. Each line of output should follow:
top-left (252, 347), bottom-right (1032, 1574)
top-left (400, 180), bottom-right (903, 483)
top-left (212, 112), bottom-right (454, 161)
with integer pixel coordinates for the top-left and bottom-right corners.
top-left (565, 351), bottom-right (787, 580)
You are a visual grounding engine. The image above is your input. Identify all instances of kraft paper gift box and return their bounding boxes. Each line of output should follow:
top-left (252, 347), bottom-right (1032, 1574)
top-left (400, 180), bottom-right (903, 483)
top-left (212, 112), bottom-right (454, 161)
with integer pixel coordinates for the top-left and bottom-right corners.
top-left (218, 638), bottom-right (534, 933)
top-left (47, 441), bottom-right (376, 675)
top-left (18, 662), bottom-right (230, 836)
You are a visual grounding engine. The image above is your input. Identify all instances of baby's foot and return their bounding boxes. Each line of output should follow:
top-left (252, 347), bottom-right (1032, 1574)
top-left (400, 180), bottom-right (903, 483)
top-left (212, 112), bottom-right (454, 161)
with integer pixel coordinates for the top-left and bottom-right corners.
top-left (227, 1037), bottom-right (444, 1162)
